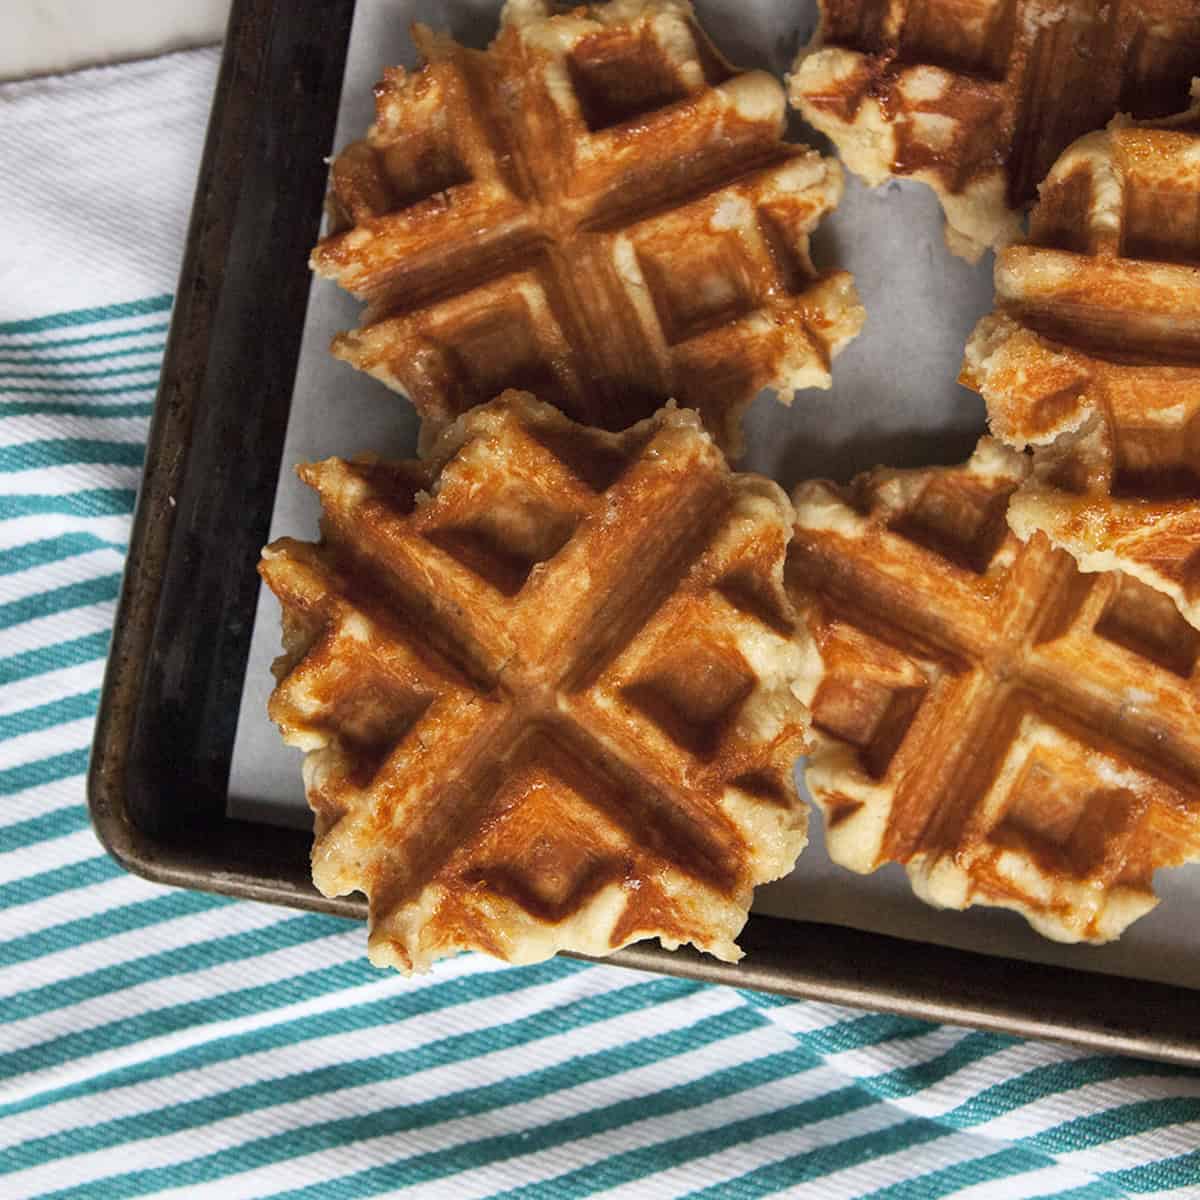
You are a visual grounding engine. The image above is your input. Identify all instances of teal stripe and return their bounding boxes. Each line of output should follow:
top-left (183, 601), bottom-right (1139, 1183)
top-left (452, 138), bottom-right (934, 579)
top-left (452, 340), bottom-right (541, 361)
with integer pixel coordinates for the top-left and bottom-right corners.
top-left (0, 804), bottom-right (90, 852)
top-left (0, 912), bottom-right (345, 1031)
top-left (0, 855), bottom-right (122, 911)
top-left (0, 690), bottom-right (99, 739)
top-left (0, 296), bottom-right (172, 336)
top-left (0, 340), bottom-right (165, 367)
top-left (498, 1078), bottom-right (900, 1200)
top-left (0, 364), bottom-right (159, 381)
top-left (0, 890), bottom-right (227, 971)
top-left (0, 915), bottom-right (360, 1084)
top-left (0, 574), bottom-right (121, 630)
top-left (0, 957), bottom-right (586, 1123)
top-left (1032, 1096), bottom-right (1200, 1155)
top-left (0, 322), bottom-right (169, 354)
top-left (0, 630), bottom-right (110, 685)
top-left (861, 1146), bottom-right (1115, 1200)
top-left (1105, 1150), bottom-right (1200, 1192)
top-left (42, 991), bottom-right (791, 1200)
top-left (934, 1053), bottom-right (1195, 1130)
top-left (259, 1012), bottom-right (939, 1200)
top-left (0, 490), bottom-right (136, 518)
top-left (489, 1031), bottom-right (1015, 1200)
top-left (824, 1054), bottom-right (1200, 1200)
top-left (686, 1117), bottom-right (955, 1200)
top-left (774, 1008), bottom-right (934, 1057)
top-left (10, 974), bottom-right (710, 1182)
top-left (0, 401), bottom-right (153, 419)
top-left (0, 749), bottom-right (89, 798)
top-left (0, 532), bottom-right (118, 575)
top-left (269, 1051), bottom-right (820, 1200)
top-left (0, 441), bottom-right (143, 472)
top-left (0, 383), bottom-right (155, 397)
top-left (1036, 1187), bottom-right (1131, 1200)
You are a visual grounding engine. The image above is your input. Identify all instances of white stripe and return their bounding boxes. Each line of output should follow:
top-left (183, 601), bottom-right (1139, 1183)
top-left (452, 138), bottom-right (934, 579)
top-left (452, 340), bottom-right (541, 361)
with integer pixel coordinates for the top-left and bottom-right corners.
top-left (0, 828), bottom-right (99, 887)
top-left (788, 1128), bottom-right (1021, 1200)
top-left (0, 310), bottom-right (170, 350)
top-left (0, 662), bottom-right (104, 720)
top-left (934, 1162), bottom-right (1100, 1200)
top-left (0, 871), bottom-right (155, 945)
top-left (0, 342), bottom-right (163, 368)
top-left (0, 599), bottom-right (113, 659)
top-left (1, 942), bottom-right (520, 1115)
top-left (0, 358), bottom-right (160, 382)
top-left (403, 1034), bottom-right (811, 1200)
top-left (0, 972), bottom-right (403, 1148)
top-left (0, 514), bottom-right (129, 553)
top-left (0, 463), bottom-right (143, 496)
top-left (1059, 1116), bottom-right (1200, 1173)
top-left (749, 998), bottom-right (882, 1041)
top-left (0, 900), bottom-right (287, 1023)
top-left (0, 716), bottom-right (92, 782)
top-left (5, 965), bottom-right (685, 1194)
top-left (820, 1021), bottom-right (970, 1080)
top-left (834, 1037), bottom-right (1093, 1127)
top-left (166, 983), bottom-right (777, 1200)
top-left (1142, 1182), bottom-right (1200, 1200)
top-left (0, 389), bottom-right (157, 410)
top-left (0, 789), bottom-right (85, 838)
top-left (574, 1073), bottom-right (900, 1200)
top-left (0, 547), bottom-right (124, 604)
top-left (0, 415), bottom-right (148, 450)
top-left (0, 950), bottom-right (501, 1141)
top-left (970, 1072), bottom-right (1200, 1144)
top-left (1, 925), bottom-right (376, 1098)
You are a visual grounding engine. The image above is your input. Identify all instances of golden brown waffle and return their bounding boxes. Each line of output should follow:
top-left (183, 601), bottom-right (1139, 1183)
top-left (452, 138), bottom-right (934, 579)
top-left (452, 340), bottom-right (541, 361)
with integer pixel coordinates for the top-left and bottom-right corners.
top-left (311, 0), bottom-right (863, 456)
top-left (789, 0), bottom-right (1200, 260)
top-left (260, 391), bottom-right (809, 972)
top-left (786, 438), bottom-right (1200, 943)
top-left (963, 91), bottom-right (1200, 630)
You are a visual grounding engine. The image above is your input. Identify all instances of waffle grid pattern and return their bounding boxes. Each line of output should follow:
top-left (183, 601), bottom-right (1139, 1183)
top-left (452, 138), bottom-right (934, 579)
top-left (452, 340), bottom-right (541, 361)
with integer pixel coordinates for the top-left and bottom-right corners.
top-left (262, 394), bottom-right (809, 972)
top-left (787, 440), bottom-right (1200, 942)
top-left (964, 99), bottom-right (1200, 630)
top-left (312, 0), bottom-right (862, 453)
top-left (790, 0), bottom-right (1200, 258)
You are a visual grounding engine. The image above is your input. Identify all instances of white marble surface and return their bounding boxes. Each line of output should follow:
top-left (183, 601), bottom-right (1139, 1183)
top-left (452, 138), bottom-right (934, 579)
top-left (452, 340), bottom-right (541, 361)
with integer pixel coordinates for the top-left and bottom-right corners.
top-left (2, 0), bottom-right (229, 81)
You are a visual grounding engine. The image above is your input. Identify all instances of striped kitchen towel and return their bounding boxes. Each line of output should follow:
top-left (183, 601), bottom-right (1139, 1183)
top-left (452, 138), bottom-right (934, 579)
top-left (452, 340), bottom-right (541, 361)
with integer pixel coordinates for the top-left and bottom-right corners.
top-left (2, 42), bottom-right (1200, 1200)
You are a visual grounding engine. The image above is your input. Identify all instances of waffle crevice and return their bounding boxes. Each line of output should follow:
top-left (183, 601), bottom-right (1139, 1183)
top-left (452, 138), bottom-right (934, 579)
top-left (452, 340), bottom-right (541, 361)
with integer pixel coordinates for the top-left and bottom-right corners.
top-left (790, 1), bottom-right (1200, 260)
top-left (262, 391), bottom-right (809, 972)
top-left (786, 437), bottom-right (1200, 943)
top-left (963, 92), bottom-right (1200, 631)
top-left (312, 0), bottom-right (863, 454)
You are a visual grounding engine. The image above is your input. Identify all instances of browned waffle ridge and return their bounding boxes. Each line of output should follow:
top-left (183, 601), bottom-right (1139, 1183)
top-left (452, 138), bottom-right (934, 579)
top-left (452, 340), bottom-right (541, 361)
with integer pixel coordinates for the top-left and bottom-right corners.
top-left (963, 89), bottom-right (1200, 630)
top-left (260, 391), bottom-right (810, 972)
top-left (311, 0), bottom-right (863, 456)
top-left (787, 437), bottom-right (1200, 942)
top-left (789, 0), bottom-right (1200, 260)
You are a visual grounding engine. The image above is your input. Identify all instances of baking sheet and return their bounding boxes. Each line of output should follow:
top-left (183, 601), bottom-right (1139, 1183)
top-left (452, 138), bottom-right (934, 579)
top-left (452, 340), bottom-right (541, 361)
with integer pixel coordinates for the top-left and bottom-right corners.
top-left (228, 0), bottom-right (1200, 991)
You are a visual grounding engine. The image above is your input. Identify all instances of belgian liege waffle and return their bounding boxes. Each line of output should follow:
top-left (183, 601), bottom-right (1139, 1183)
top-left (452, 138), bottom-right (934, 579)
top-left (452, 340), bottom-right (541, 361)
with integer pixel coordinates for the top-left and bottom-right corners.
top-left (963, 91), bottom-right (1200, 630)
top-left (787, 438), bottom-right (1200, 942)
top-left (311, 0), bottom-right (863, 456)
top-left (260, 392), bottom-right (810, 972)
top-left (789, 0), bottom-right (1200, 260)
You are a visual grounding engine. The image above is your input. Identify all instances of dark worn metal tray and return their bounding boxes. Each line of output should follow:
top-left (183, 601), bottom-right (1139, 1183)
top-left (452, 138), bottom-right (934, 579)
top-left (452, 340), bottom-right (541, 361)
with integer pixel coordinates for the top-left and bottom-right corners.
top-left (88, 0), bottom-right (1200, 1065)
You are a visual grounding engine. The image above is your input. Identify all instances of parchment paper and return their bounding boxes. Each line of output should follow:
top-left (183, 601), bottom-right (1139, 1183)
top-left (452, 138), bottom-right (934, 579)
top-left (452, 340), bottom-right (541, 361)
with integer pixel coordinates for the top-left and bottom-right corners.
top-left (228, 0), bottom-right (1200, 990)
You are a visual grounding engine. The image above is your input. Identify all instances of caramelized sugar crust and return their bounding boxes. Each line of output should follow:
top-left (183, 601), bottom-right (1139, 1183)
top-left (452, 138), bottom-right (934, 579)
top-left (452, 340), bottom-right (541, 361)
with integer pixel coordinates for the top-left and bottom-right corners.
top-left (261, 391), bottom-right (809, 972)
top-left (963, 91), bottom-right (1200, 630)
top-left (787, 438), bottom-right (1200, 943)
top-left (311, 0), bottom-right (863, 456)
top-left (790, 0), bottom-right (1200, 259)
